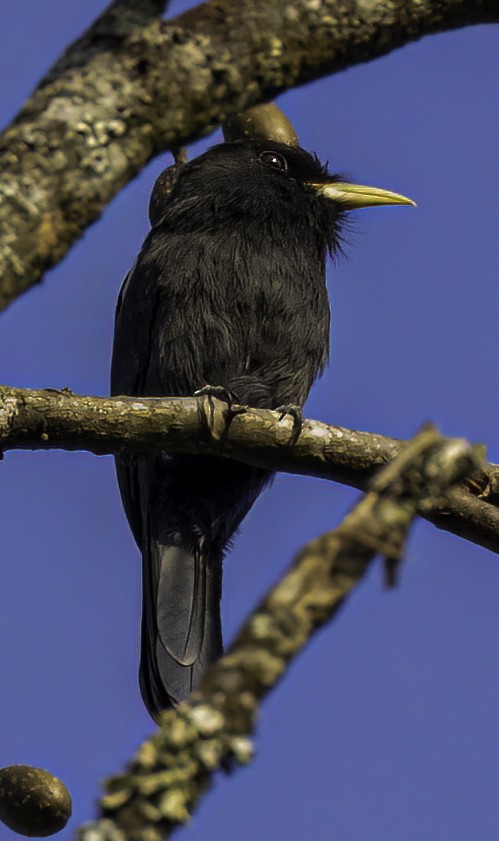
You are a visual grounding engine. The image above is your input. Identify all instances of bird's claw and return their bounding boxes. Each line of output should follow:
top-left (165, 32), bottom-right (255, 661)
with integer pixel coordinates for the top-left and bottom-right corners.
top-left (275, 403), bottom-right (303, 446)
top-left (195, 384), bottom-right (236, 402)
top-left (194, 385), bottom-right (245, 416)
top-left (194, 384), bottom-right (246, 440)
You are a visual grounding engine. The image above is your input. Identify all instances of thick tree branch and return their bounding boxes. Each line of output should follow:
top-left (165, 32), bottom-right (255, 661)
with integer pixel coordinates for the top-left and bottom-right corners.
top-left (73, 427), bottom-right (481, 840)
top-left (1, 384), bottom-right (498, 554)
top-left (0, 0), bottom-right (496, 310)
top-left (93, 0), bottom-right (170, 29)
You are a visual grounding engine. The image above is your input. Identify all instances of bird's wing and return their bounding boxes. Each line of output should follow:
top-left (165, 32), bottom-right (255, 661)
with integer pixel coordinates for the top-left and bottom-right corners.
top-left (111, 257), bottom-right (157, 397)
top-left (110, 257), bottom-right (159, 547)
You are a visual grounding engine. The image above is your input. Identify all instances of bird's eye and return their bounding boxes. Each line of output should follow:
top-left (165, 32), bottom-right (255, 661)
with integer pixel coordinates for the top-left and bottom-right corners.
top-left (259, 151), bottom-right (288, 172)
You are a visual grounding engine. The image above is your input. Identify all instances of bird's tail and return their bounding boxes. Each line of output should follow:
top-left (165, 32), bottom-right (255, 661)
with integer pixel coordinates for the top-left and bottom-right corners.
top-left (139, 535), bottom-right (223, 719)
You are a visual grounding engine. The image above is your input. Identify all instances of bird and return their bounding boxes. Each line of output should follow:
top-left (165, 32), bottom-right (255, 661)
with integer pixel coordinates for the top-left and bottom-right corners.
top-left (111, 138), bottom-right (414, 719)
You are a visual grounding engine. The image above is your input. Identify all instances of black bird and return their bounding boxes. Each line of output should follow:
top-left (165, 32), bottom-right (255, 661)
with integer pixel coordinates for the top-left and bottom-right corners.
top-left (111, 139), bottom-right (414, 718)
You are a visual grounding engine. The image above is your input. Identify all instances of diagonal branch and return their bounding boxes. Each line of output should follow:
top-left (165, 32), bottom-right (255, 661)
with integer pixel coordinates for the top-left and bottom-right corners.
top-left (0, 0), bottom-right (497, 311)
top-left (74, 426), bottom-right (482, 840)
top-left (1, 384), bottom-right (498, 554)
top-left (91, 0), bottom-right (170, 29)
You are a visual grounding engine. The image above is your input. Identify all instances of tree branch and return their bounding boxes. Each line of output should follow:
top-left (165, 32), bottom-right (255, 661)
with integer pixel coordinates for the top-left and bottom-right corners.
top-left (0, 0), bottom-right (496, 311)
top-left (73, 426), bottom-right (482, 840)
top-left (1, 384), bottom-right (498, 554)
top-left (92, 0), bottom-right (170, 30)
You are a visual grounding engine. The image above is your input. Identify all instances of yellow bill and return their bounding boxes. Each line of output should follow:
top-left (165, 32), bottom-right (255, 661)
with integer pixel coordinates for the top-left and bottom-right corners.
top-left (308, 181), bottom-right (416, 209)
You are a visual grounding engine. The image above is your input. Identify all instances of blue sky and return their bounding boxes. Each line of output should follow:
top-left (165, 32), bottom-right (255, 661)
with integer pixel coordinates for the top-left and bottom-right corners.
top-left (0, 4), bottom-right (498, 839)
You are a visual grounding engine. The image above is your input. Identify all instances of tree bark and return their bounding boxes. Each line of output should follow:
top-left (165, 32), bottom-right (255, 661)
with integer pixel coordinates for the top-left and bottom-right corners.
top-left (1, 384), bottom-right (498, 554)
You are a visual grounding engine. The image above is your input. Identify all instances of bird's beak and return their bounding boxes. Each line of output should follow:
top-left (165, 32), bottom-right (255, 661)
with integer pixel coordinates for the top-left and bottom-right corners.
top-left (307, 181), bottom-right (416, 209)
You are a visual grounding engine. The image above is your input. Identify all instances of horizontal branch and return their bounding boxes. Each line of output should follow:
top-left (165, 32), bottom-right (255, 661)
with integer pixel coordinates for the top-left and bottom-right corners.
top-left (1, 384), bottom-right (498, 554)
top-left (75, 426), bottom-right (481, 839)
top-left (1, 0), bottom-right (497, 310)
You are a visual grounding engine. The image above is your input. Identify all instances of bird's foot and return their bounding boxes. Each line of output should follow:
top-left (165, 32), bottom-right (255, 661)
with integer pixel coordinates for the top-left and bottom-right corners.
top-left (275, 403), bottom-right (303, 446)
top-left (194, 384), bottom-right (246, 440)
top-left (194, 384), bottom-right (245, 416)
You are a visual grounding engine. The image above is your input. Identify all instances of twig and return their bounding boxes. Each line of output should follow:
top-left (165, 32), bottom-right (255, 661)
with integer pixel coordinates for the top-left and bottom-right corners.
top-left (74, 426), bottom-right (482, 840)
top-left (0, 385), bottom-right (497, 554)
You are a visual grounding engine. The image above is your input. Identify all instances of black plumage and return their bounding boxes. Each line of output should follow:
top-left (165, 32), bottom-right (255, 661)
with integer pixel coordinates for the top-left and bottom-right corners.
top-left (111, 139), bottom-right (412, 718)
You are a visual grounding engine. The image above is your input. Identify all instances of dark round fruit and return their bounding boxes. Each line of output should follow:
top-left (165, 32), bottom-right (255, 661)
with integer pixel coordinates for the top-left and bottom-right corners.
top-left (0, 765), bottom-right (72, 837)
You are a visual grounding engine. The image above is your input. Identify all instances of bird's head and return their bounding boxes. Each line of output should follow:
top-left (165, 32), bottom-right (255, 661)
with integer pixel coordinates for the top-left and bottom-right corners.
top-left (150, 140), bottom-right (415, 256)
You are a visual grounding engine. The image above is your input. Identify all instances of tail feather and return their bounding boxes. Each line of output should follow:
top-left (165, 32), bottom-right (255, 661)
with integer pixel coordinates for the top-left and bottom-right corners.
top-left (140, 539), bottom-right (223, 718)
